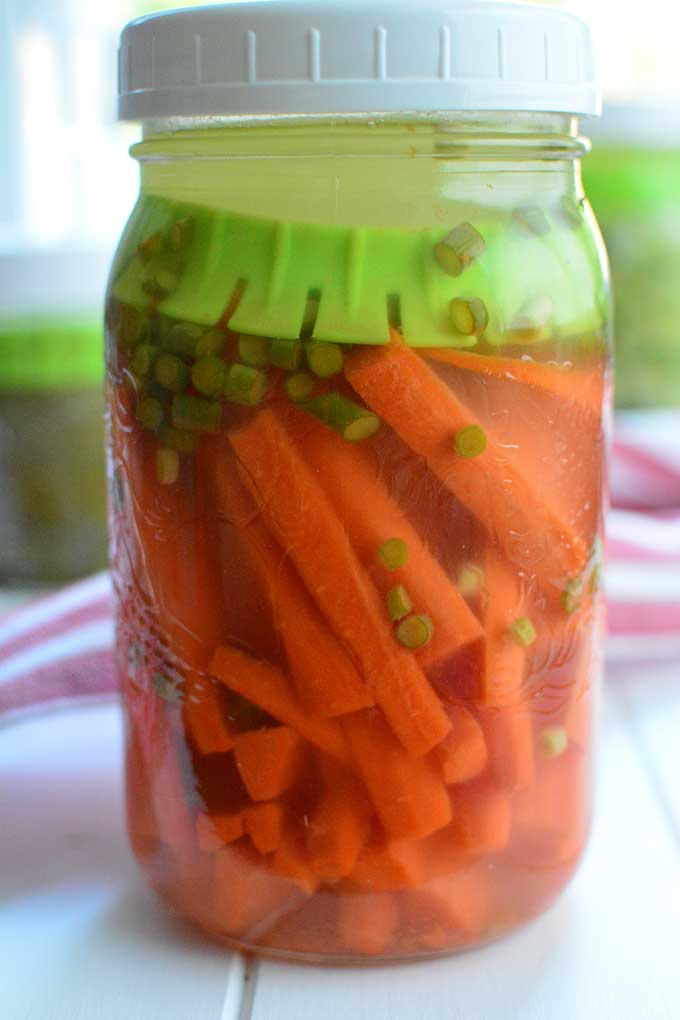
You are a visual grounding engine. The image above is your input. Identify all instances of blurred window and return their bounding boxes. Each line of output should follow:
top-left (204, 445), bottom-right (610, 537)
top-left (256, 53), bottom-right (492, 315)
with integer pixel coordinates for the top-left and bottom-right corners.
top-left (0, 0), bottom-right (137, 254)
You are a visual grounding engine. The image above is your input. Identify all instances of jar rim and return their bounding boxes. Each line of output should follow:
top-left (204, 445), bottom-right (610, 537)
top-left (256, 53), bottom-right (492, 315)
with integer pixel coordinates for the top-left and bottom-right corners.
top-left (132, 113), bottom-right (590, 164)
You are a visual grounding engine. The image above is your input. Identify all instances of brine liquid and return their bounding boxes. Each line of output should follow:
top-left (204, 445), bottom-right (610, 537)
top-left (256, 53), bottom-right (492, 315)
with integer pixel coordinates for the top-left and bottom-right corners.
top-left (108, 288), bottom-right (605, 960)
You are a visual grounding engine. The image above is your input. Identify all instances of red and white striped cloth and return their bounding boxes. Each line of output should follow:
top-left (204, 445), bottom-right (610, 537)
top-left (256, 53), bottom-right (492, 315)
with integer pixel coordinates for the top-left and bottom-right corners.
top-left (1, 413), bottom-right (679, 721)
top-left (608, 413), bottom-right (680, 656)
top-left (0, 573), bottom-right (116, 723)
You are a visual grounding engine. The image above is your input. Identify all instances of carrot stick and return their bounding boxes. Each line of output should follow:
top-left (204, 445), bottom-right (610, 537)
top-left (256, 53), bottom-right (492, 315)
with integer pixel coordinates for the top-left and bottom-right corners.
top-left (434, 704), bottom-right (488, 784)
top-left (350, 839), bottom-right (425, 892)
top-left (244, 802), bottom-right (285, 856)
top-left (420, 824), bottom-right (481, 881)
top-left (306, 758), bottom-right (371, 880)
top-left (464, 555), bottom-right (536, 791)
top-left (343, 710), bottom-right (452, 841)
top-left (479, 556), bottom-right (528, 707)
top-left (124, 422), bottom-right (234, 759)
top-left (196, 811), bottom-right (244, 852)
top-left (271, 826), bottom-right (320, 894)
top-left (209, 643), bottom-right (352, 765)
top-left (126, 431), bottom-right (226, 670)
top-left (432, 557), bottom-right (531, 790)
top-left (228, 408), bottom-right (450, 757)
top-left (260, 893), bottom-right (339, 956)
top-left (338, 893), bottom-right (398, 955)
top-left (478, 705), bottom-right (535, 792)
top-left (453, 777), bottom-right (512, 853)
top-left (206, 443), bottom-right (372, 718)
top-left (233, 726), bottom-right (304, 801)
top-left (184, 678), bottom-right (235, 755)
top-left (280, 604), bottom-right (372, 720)
top-left (511, 746), bottom-right (590, 867)
top-left (212, 846), bottom-right (306, 938)
top-left (403, 869), bottom-right (492, 946)
top-left (286, 412), bottom-right (481, 666)
top-left (422, 347), bottom-right (604, 414)
top-left (345, 333), bottom-right (589, 582)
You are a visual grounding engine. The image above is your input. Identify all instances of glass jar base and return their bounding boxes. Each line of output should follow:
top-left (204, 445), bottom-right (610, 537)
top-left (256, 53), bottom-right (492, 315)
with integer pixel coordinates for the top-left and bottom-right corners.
top-left (203, 929), bottom-right (505, 967)
top-left (151, 870), bottom-right (580, 967)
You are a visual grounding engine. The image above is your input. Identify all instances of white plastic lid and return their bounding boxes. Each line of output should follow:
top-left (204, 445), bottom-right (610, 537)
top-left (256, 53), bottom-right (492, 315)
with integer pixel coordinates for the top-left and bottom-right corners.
top-left (118, 0), bottom-right (600, 122)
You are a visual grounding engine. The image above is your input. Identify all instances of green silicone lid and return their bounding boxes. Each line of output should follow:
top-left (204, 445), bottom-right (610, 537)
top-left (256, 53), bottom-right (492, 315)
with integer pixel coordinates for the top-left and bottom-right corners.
top-left (0, 317), bottom-right (104, 391)
top-left (112, 194), bottom-right (605, 348)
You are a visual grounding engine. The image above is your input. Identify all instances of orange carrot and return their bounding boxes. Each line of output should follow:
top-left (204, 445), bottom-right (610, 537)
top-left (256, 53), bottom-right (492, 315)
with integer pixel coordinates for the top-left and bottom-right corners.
top-left (427, 637), bottom-right (485, 705)
top-left (343, 710), bottom-right (451, 841)
top-left (196, 811), bottom-right (244, 852)
top-left (271, 826), bottom-right (320, 894)
top-left (453, 777), bottom-right (512, 853)
top-left (228, 408), bottom-right (450, 757)
top-left (338, 893), bottom-right (398, 956)
top-left (124, 424), bottom-right (234, 763)
top-left (207, 444), bottom-right (372, 718)
top-left (184, 677), bottom-right (235, 755)
top-left (404, 869), bottom-right (493, 945)
top-left (422, 347), bottom-right (604, 414)
top-left (127, 431), bottom-right (226, 670)
top-left (259, 893), bottom-right (340, 956)
top-left (512, 747), bottom-right (590, 868)
top-left (234, 726), bottom-right (304, 801)
top-left (421, 824), bottom-right (481, 881)
top-left (286, 411), bottom-right (481, 666)
top-left (244, 802), bottom-right (285, 856)
top-left (350, 839), bottom-right (425, 892)
top-left (435, 704), bottom-right (488, 784)
top-left (345, 333), bottom-right (588, 582)
top-left (306, 758), bottom-right (371, 880)
top-left (423, 350), bottom-right (604, 587)
top-left (469, 556), bottom-right (536, 791)
top-left (478, 705), bottom-right (535, 792)
top-left (212, 846), bottom-right (306, 938)
top-left (280, 604), bottom-right (372, 719)
top-left (209, 643), bottom-right (352, 765)
top-left (479, 555), bottom-right (528, 707)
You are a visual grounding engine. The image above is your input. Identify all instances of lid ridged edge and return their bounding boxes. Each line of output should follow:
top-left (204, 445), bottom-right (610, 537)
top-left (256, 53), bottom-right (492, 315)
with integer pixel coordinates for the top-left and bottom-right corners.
top-left (118, 1), bottom-right (601, 121)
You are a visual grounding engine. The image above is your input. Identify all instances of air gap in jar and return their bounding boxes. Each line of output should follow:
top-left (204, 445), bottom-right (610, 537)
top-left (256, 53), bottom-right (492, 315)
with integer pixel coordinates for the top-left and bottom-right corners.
top-left (109, 0), bottom-right (609, 963)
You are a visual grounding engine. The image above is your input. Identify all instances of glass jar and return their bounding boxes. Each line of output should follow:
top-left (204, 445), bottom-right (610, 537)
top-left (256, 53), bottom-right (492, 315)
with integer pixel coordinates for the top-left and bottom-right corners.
top-left (108, 1), bottom-right (610, 962)
top-left (0, 254), bottom-right (109, 583)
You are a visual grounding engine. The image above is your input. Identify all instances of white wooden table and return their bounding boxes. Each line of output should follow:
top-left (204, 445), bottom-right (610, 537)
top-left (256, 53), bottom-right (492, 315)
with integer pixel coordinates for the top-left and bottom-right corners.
top-left (3, 570), bottom-right (680, 1019)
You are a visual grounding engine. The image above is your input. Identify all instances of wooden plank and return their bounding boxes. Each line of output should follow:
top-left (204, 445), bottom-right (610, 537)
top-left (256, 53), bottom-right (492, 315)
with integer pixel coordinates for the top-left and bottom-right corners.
top-left (251, 686), bottom-right (680, 1020)
top-left (0, 704), bottom-right (242, 1020)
